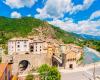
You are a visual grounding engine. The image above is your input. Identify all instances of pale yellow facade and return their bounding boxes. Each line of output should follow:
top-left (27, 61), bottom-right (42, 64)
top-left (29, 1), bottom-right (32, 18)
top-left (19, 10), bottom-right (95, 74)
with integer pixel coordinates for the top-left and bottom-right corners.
top-left (65, 44), bottom-right (83, 69)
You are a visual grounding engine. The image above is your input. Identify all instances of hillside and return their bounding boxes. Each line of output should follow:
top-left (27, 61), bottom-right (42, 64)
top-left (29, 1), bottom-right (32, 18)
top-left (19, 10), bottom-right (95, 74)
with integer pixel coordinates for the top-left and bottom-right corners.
top-left (0, 17), bottom-right (100, 52)
top-left (0, 17), bottom-right (77, 44)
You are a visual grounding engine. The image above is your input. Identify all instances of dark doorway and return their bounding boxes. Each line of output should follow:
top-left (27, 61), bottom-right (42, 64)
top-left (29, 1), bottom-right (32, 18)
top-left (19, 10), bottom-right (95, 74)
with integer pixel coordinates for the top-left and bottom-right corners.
top-left (19, 60), bottom-right (30, 71)
top-left (52, 56), bottom-right (59, 67)
top-left (69, 64), bottom-right (73, 69)
top-left (30, 45), bottom-right (34, 52)
top-left (52, 61), bottom-right (58, 67)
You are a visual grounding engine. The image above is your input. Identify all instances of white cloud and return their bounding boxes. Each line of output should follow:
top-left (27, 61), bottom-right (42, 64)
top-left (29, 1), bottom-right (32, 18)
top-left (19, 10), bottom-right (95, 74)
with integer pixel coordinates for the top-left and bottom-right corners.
top-left (35, 0), bottom-right (94, 19)
top-left (49, 19), bottom-right (100, 36)
top-left (27, 14), bottom-right (32, 17)
top-left (11, 11), bottom-right (21, 18)
top-left (4, 0), bottom-right (37, 8)
top-left (35, 0), bottom-right (98, 36)
top-left (35, 0), bottom-right (72, 19)
top-left (71, 0), bottom-right (94, 14)
top-left (89, 10), bottom-right (100, 20)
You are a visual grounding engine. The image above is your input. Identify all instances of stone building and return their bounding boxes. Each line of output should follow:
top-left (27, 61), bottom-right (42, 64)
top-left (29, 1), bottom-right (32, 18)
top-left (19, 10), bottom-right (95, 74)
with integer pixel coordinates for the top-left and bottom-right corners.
top-left (2, 36), bottom-right (56, 75)
top-left (8, 36), bottom-right (47, 55)
top-left (8, 38), bottom-right (29, 55)
top-left (2, 35), bottom-right (84, 76)
top-left (65, 44), bottom-right (83, 69)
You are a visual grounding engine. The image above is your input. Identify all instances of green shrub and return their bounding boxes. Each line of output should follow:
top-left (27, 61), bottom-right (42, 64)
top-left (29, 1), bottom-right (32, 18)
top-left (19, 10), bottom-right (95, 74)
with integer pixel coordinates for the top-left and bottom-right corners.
top-left (25, 74), bottom-right (34, 80)
top-left (38, 64), bottom-right (61, 80)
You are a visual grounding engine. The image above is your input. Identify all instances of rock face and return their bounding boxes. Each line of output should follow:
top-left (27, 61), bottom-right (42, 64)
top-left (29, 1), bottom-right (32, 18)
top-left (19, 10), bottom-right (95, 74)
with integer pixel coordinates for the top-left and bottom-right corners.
top-left (2, 53), bottom-right (50, 75)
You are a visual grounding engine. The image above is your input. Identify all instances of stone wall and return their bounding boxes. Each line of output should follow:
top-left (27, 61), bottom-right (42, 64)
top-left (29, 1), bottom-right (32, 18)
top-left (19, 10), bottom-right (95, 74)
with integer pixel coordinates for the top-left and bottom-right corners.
top-left (2, 53), bottom-right (51, 75)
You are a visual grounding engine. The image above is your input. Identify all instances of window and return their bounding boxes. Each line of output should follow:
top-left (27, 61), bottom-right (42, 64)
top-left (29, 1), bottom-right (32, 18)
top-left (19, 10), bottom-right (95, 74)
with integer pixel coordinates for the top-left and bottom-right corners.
top-left (30, 46), bottom-right (34, 52)
top-left (40, 49), bottom-right (41, 51)
top-left (40, 46), bottom-right (42, 51)
top-left (24, 45), bottom-right (27, 47)
top-left (17, 45), bottom-right (20, 48)
top-left (36, 46), bottom-right (37, 49)
top-left (36, 49), bottom-right (37, 52)
top-left (30, 50), bottom-right (33, 52)
top-left (24, 41), bottom-right (26, 44)
top-left (69, 64), bottom-right (73, 69)
top-left (17, 41), bottom-right (20, 44)
top-left (17, 49), bottom-right (20, 51)
top-left (67, 59), bottom-right (69, 61)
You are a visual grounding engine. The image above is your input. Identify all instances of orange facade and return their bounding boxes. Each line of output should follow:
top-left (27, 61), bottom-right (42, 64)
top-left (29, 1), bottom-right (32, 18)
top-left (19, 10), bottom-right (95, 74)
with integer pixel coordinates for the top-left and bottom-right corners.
top-left (0, 63), bottom-right (12, 80)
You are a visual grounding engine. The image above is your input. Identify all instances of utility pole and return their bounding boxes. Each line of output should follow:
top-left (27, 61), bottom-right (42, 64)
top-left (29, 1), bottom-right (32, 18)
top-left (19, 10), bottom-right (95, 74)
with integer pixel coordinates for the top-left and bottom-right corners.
top-left (82, 73), bottom-right (91, 80)
top-left (93, 63), bottom-right (96, 80)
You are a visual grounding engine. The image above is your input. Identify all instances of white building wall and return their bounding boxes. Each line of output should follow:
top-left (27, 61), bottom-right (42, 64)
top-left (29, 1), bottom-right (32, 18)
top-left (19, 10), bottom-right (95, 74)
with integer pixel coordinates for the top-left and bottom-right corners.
top-left (8, 40), bottom-right (29, 55)
top-left (8, 38), bottom-right (47, 55)
top-left (8, 41), bottom-right (16, 55)
top-left (33, 42), bottom-right (43, 54)
top-left (16, 40), bottom-right (29, 54)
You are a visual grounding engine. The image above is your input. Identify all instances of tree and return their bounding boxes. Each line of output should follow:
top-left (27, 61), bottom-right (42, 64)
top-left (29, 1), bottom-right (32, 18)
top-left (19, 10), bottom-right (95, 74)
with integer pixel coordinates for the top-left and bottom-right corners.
top-left (47, 67), bottom-right (61, 80)
top-left (25, 74), bottom-right (34, 80)
top-left (38, 64), bottom-right (50, 80)
top-left (38, 64), bottom-right (61, 80)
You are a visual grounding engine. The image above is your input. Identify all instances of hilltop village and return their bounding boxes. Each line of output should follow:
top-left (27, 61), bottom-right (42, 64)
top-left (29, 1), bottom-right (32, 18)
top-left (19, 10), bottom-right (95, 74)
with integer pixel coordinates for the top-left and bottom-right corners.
top-left (0, 27), bottom-right (83, 80)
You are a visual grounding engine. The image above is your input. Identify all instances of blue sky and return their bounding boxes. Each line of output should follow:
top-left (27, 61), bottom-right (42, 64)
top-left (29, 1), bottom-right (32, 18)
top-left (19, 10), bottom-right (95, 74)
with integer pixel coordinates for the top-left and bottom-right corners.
top-left (0, 0), bottom-right (100, 36)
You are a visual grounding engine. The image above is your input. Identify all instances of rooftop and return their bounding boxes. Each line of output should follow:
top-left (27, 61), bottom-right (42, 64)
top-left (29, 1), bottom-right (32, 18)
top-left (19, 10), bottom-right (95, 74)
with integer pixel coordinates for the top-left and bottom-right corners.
top-left (66, 44), bottom-right (82, 49)
top-left (66, 52), bottom-right (76, 59)
top-left (9, 37), bottom-right (29, 41)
